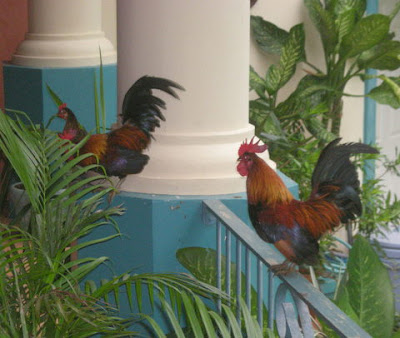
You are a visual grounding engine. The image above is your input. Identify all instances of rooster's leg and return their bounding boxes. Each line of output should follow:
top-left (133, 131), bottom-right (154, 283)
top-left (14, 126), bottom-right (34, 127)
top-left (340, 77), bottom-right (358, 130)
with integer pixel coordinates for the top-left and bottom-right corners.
top-left (270, 260), bottom-right (297, 276)
top-left (107, 177), bottom-right (126, 203)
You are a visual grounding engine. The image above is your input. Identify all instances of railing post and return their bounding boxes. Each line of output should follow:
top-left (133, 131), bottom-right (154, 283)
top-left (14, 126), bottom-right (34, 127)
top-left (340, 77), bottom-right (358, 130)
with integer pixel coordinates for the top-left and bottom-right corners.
top-left (245, 247), bottom-right (251, 310)
top-left (225, 230), bottom-right (232, 299)
top-left (216, 220), bottom-right (222, 313)
top-left (257, 259), bottom-right (263, 328)
top-left (236, 240), bottom-right (242, 323)
top-left (268, 270), bottom-right (275, 330)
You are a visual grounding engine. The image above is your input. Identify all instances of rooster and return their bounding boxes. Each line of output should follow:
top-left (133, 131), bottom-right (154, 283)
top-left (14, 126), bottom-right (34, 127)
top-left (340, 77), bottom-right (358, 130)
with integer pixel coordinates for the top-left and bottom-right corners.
top-left (57, 76), bottom-right (184, 182)
top-left (237, 137), bottom-right (378, 274)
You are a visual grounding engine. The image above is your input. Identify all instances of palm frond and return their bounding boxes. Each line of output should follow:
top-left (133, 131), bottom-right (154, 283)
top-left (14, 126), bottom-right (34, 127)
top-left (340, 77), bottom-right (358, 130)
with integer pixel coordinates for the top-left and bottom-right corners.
top-left (0, 110), bottom-right (269, 336)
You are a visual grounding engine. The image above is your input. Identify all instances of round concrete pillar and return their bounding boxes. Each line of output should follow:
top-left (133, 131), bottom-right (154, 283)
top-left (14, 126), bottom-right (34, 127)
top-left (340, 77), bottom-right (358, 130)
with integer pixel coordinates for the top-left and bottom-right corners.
top-left (12, 0), bottom-right (116, 67)
top-left (117, 0), bottom-right (269, 195)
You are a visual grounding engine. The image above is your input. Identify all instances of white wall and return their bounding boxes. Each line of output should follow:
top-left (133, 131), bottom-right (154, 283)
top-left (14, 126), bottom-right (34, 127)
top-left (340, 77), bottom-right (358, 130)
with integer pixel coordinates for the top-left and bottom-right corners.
top-left (250, 0), bottom-right (364, 143)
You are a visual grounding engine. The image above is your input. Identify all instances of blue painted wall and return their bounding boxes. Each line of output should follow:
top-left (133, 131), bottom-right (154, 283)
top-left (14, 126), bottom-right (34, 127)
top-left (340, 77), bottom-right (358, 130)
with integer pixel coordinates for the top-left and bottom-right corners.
top-left (78, 172), bottom-right (299, 333)
top-left (3, 63), bottom-right (117, 132)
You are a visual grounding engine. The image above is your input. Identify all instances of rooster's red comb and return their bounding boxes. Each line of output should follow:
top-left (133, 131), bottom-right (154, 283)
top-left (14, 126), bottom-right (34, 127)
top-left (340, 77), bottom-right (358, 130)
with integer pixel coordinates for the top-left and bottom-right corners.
top-left (58, 103), bottom-right (67, 110)
top-left (238, 137), bottom-right (268, 157)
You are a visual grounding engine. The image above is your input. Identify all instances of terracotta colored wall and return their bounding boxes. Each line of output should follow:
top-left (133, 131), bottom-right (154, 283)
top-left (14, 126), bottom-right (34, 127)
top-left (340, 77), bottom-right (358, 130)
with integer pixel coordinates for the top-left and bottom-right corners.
top-left (0, 0), bottom-right (28, 109)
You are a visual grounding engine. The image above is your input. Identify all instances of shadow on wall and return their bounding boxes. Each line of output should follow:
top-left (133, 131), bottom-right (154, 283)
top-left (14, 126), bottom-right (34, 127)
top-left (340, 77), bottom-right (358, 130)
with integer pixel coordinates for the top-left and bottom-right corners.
top-left (0, 0), bottom-right (28, 108)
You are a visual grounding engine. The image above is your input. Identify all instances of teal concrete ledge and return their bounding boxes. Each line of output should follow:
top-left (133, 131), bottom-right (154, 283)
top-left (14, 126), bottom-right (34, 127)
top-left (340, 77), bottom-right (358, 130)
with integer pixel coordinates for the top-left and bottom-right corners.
top-left (80, 170), bottom-right (298, 278)
top-left (3, 63), bottom-right (117, 132)
top-left (78, 170), bottom-right (298, 333)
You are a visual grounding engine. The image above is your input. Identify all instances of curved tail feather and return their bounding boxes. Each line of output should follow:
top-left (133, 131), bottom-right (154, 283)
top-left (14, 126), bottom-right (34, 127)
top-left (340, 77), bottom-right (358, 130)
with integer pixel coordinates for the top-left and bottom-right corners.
top-left (311, 138), bottom-right (378, 223)
top-left (121, 76), bottom-right (185, 135)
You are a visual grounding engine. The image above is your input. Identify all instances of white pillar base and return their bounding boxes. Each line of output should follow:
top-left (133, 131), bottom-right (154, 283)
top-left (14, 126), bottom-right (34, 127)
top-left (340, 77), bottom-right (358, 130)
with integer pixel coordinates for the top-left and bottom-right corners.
top-left (12, 0), bottom-right (116, 68)
top-left (12, 32), bottom-right (116, 68)
top-left (122, 126), bottom-right (276, 195)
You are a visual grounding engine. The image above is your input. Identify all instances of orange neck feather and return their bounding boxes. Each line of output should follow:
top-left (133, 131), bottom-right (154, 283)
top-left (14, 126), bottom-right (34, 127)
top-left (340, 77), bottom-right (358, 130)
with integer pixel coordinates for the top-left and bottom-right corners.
top-left (246, 157), bottom-right (293, 206)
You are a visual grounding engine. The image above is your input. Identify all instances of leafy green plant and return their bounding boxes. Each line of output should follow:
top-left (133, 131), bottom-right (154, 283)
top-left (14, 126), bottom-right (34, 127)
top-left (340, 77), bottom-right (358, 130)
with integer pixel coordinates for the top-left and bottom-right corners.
top-left (250, 0), bottom-right (400, 195)
top-left (250, 1), bottom-right (400, 240)
top-left (355, 151), bottom-right (400, 238)
top-left (324, 235), bottom-right (395, 337)
top-left (0, 110), bottom-right (261, 336)
top-left (251, 0), bottom-right (400, 141)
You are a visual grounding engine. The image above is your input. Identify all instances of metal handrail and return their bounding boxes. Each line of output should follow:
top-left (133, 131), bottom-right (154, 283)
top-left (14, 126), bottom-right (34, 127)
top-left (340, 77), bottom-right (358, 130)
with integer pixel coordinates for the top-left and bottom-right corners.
top-left (202, 199), bottom-right (371, 338)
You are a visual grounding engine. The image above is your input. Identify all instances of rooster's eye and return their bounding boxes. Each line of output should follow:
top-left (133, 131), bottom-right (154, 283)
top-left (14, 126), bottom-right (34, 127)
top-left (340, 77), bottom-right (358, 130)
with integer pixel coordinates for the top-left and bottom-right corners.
top-left (244, 155), bottom-right (251, 162)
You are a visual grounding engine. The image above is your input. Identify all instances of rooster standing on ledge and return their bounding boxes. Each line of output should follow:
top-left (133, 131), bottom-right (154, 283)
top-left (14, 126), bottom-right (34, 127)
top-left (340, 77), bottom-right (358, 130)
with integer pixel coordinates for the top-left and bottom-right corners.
top-left (237, 137), bottom-right (378, 275)
top-left (57, 76), bottom-right (184, 183)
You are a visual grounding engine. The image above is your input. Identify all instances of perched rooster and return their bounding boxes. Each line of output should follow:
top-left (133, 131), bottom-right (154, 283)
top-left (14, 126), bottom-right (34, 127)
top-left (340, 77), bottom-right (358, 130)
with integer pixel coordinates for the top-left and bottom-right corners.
top-left (237, 137), bottom-right (378, 274)
top-left (57, 76), bottom-right (184, 181)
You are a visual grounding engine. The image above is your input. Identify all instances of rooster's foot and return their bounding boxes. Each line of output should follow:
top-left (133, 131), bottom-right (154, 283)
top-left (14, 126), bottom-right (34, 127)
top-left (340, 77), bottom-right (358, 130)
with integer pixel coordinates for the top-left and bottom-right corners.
top-left (270, 260), bottom-right (296, 276)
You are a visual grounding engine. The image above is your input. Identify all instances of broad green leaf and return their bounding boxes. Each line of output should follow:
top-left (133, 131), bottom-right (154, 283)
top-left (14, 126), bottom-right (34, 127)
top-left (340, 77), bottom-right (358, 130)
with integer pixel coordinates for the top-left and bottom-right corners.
top-left (265, 64), bottom-right (282, 95)
top-left (340, 14), bottom-right (390, 58)
top-left (389, 1), bottom-right (400, 21)
top-left (328, 0), bottom-right (366, 20)
top-left (274, 74), bottom-right (330, 127)
top-left (303, 111), bottom-right (336, 142)
top-left (358, 40), bottom-right (400, 71)
top-left (250, 16), bottom-right (289, 55)
top-left (305, 0), bottom-right (338, 55)
top-left (336, 9), bottom-right (357, 45)
top-left (249, 66), bottom-right (267, 98)
top-left (280, 23), bottom-right (306, 71)
top-left (335, 287), bottom-right (361, 326)
top-left (379, 75), bottom-right (400, 102)
top-left (367, 76), bottom-right (400, 109)
top-left (338, 235), bottom-right (395, 337)
top-left (249, 100), bottom-right (284, 138)
top-left (265, 24), bottom-right (305, 94)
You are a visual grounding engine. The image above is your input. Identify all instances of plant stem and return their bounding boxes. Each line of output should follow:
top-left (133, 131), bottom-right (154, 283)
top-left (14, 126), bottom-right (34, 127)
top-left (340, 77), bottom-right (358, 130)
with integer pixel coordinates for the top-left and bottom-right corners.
top-left (330, 97), bottom-right (343, 136)
top-left (304, 61), bottom-right (324, 75)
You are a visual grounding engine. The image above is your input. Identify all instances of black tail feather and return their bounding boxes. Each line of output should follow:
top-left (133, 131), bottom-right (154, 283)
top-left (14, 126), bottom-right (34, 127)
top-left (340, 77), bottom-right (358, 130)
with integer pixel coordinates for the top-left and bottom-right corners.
top-left (312, 138), bottom-right (378, 188)
top-left (311, 138), bottom-right (379, 222)
top-left (121, 76), bottom-right (184, 134)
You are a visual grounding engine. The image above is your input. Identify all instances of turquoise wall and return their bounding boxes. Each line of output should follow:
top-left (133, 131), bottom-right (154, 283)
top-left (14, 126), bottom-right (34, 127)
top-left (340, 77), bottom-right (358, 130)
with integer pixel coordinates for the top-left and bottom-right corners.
top-left (3, 63), bottom-right (117, 132)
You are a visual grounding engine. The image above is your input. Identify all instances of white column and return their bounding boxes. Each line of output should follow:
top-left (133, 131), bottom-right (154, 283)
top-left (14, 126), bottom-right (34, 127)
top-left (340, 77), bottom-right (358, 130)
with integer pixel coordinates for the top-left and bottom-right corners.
top-left (12, 0), bottom-right (116, 67)
top-left (118, 0), bottom-right (272, 195)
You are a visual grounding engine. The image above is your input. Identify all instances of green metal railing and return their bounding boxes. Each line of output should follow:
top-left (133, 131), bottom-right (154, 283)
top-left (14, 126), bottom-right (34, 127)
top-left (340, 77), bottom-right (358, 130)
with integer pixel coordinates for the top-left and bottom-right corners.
top-left (202, 199), bottom-right (371, 337)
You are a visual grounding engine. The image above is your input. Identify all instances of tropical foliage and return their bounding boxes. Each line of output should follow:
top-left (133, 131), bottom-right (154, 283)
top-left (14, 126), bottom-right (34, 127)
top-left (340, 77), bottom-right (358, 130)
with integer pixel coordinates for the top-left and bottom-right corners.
top-left (250, 0), bottom-right (400, 238)
top-left (177, 248), bottom-right (271, 326)
top-left (0, 110), bottom-right (269, 336)
top-left (325, 235), bottom-right (395, 337)
top-left (250, 0), bottom-right (400, 195)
